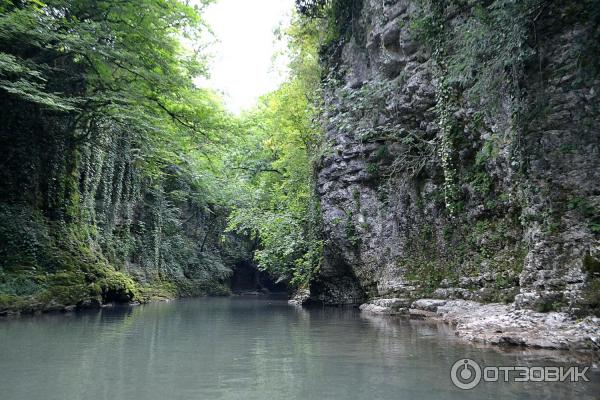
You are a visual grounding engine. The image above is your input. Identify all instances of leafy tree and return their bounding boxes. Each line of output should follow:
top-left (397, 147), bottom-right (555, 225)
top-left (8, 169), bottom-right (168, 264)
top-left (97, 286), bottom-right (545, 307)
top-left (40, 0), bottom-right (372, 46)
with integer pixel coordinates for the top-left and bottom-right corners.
top-left (1, 0), bottom-right (328, 310)
top-left (225, 15), bottom-right (324, 288)
top-left (0, 0), bottom-right (239, 310)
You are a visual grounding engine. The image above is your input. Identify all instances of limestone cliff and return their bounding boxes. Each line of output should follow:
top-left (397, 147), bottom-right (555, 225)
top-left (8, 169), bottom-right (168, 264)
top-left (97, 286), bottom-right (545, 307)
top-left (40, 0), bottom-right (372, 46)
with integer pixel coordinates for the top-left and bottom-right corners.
top-left (309, 0), bottom-right (600, 316)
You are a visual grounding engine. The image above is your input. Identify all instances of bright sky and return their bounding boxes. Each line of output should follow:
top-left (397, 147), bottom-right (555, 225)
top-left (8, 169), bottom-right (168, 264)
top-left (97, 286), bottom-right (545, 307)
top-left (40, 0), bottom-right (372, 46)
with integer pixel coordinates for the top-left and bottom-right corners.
top-left (196, 0), bottom-right (295, 113)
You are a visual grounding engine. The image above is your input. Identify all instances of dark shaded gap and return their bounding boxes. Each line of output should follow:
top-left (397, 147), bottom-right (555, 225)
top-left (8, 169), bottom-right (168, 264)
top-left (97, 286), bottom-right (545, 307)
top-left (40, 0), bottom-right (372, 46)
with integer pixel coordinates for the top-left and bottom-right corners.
top-left (230, 261), bottom-right (287, 295)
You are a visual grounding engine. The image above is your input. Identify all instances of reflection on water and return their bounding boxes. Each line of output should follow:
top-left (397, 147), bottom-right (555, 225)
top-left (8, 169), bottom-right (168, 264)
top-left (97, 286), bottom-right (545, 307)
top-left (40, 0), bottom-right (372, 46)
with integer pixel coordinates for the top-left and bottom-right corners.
top-left (0, 297), bottom-right (598, 400)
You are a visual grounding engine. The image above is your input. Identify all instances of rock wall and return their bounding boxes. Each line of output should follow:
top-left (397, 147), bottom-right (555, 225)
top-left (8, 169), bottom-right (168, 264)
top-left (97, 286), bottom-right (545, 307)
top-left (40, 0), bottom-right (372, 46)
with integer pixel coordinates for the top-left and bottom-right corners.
top-left (310, 0), bottom-right (600, 315)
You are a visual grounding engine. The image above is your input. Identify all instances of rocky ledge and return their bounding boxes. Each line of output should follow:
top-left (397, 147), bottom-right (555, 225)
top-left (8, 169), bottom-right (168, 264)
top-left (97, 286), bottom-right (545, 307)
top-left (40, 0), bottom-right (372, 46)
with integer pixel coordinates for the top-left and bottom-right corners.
top-left (360, 298), bottom-right (600, 352)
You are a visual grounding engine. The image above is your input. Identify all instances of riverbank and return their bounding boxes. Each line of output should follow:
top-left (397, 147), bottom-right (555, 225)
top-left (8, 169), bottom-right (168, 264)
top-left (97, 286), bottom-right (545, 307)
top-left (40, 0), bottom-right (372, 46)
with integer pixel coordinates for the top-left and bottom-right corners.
top-left (359, 298), bottom-right (600, 354)
top-left (0, 280), bottom-right (230, 317)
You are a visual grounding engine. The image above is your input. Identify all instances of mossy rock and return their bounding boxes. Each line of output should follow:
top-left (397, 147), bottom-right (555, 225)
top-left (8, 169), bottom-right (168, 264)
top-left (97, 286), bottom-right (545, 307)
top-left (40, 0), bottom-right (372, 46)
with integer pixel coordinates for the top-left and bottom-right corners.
top-left (96, 269), bottom-right (140, 303)
top-left (581, 279), bottom-right (600, 317)
top-left (535, 294), bottom-right (566, 313)
top-left (583, 254), bottom-right (600, 274)
top-left (138, 281), bottom-right (178, 302)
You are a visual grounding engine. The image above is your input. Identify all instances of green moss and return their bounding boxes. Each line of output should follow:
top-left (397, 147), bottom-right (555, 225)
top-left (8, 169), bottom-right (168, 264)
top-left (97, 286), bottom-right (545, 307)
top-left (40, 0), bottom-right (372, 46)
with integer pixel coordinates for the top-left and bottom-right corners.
top-left (582, 279), bottom-right (600, 317)
top-left (403, 257), bottom-right (448, 296)
top-left (469, 170), bottom-right (493, 195)
top-left (177, 279), bottom-right (230, 297)
top-left (0, 294), bottom-right (30, 311)
top-left (583, 254), bottom-right (600, 274)
top-left (374, 144), bottom-right (388, 161)
top-left (136, 279), bottom-right (230, 303)
top-left (138, 281), bottom-right (178, 302)
top-left (366, 163), bottom-right (379, 178)
top-left (344, 211), bottom-right (360, 248)
top-left (536, 295), bottom-right (566, 313)
top-left (97, 269), bottom-right (140, 302)
top-left (0, 203), bottom-right (145, 313)
top-left (396, 209), bottom-right (524, 301)
top-left (359, 222), bottom-right (371, 232)
top-left (352, 188), bottom-right (361, 209)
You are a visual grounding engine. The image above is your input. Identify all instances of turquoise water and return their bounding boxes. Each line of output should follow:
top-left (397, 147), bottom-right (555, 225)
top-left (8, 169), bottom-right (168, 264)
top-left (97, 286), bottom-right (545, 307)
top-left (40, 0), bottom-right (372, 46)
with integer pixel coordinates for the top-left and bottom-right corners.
top-left (0, 297), bottom-right (598, 400)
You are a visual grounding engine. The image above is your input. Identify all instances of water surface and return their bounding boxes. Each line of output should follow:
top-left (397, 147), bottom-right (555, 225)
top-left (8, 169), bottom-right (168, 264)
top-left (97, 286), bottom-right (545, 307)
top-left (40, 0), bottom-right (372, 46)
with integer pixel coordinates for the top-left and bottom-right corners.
top-left (0, 297), bottom-right (598, 399)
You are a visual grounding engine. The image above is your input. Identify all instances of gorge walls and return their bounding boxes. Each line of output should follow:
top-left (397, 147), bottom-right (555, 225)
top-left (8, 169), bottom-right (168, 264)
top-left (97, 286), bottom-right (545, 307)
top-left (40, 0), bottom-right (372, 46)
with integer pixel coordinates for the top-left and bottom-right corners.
top-left (309, 0), bottom-right (600, 315)
top-left (0, 95), bottom-right (250, 313)
top-left (0, 0), bottom-right (263, 314)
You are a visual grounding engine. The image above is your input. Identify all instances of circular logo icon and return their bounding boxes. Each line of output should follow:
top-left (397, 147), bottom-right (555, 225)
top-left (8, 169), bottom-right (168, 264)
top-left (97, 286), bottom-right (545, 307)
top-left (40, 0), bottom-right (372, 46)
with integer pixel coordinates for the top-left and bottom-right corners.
top-left (450, 358), bottom-right (482, 390)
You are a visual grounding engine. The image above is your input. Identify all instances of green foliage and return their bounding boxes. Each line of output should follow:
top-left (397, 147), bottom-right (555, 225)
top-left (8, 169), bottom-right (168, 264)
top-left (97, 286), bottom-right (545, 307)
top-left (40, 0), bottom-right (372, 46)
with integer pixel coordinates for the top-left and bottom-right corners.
top-left (0, 204), bottom-right (51, 271)
top-left (469, 170), bottom-right (493, 195)
top-left (399, 207), bottom-right (525, 300)
top-left (0, 53), bottom-right (78, 111)
top-left (0, 203), bottom-right (140, 312)
top-left (568, 196), bottom-right (600, 234)
top-left (408, 0), bottom-right (549, 215)
top-left (435, 75), bottom-right (461, 215)
top-left (0, 0), bottom-right (237, 311)
top-left (326, 78), bottom-right (436, 181)
top-left (583, 254), bottom-right (600, 274)
top-left (582, 279), bottom-right (600, 317)
top-left (295, 0), bottom-right (363, 44)
top-left (1, 1), bottom-right (329, 310)
top-left (411, 0), bottom-right (541, 114)
top-left (225, 16), bottom-right (324, 289)
top-left (344, 211), bottom-right (360, 249)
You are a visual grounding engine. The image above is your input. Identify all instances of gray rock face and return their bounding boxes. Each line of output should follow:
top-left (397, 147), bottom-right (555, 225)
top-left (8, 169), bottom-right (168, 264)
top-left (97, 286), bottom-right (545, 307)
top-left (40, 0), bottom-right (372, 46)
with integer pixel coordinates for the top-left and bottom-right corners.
top-left (359, 297), bottom-right (411, 314)
top-left (310, 0), bottom-right (600, 317)
top-left (411, 299), bottom-right (447, 312)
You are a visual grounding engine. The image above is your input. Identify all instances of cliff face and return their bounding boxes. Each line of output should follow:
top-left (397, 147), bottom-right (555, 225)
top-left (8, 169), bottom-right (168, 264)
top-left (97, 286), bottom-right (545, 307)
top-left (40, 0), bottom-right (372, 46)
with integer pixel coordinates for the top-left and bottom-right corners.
top-left (311, 0), bottom-right (600, 315)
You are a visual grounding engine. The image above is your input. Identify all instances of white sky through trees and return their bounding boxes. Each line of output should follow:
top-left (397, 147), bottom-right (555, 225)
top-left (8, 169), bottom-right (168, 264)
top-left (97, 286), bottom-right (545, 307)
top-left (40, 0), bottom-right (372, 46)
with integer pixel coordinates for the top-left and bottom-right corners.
top-left (196, 0), bottom-right (295, 113)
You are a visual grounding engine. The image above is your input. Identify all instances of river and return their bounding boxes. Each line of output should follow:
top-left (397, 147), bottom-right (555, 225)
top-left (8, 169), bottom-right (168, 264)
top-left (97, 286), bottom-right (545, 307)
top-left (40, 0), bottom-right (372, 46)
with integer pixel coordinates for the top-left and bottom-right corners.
top-left (0, 297), bottom-right (598, 399)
